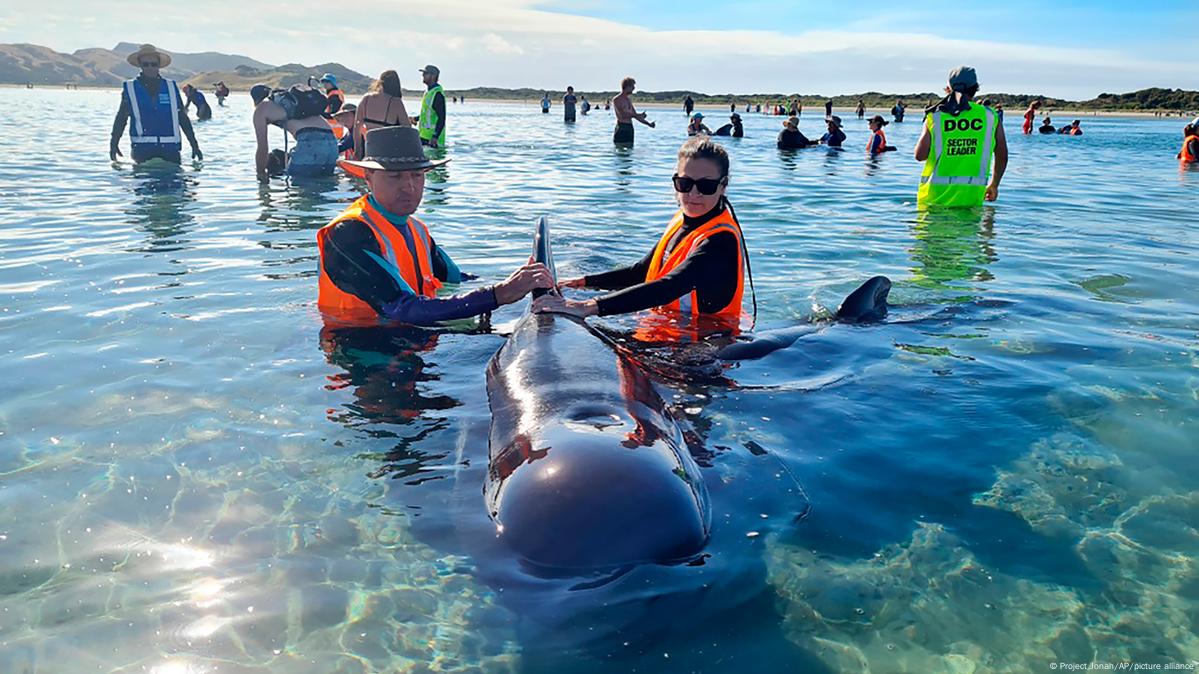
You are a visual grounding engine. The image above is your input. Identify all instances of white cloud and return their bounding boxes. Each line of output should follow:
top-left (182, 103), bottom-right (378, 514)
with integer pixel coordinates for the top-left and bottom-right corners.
top-left (480, 33), bottom-right (525, 56)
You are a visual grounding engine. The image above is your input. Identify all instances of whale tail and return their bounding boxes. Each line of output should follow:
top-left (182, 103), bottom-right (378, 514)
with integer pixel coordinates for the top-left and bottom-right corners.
top-left (716, 276), bottom-right (892, 361)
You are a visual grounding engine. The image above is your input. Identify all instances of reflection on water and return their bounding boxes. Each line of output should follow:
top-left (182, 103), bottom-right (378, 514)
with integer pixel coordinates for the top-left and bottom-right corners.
top-left (320, 324), bottom-right (462, 485)
top-left (908, 206), bottom-right (997, 295)
top-left (125, 162), bottom-right (197, 252)
top-left (2, 91), bottom-right (1197, 673)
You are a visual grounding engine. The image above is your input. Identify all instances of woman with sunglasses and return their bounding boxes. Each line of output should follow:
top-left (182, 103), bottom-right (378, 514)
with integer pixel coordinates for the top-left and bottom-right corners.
top-left (534, 137), bottom-right (747, 329)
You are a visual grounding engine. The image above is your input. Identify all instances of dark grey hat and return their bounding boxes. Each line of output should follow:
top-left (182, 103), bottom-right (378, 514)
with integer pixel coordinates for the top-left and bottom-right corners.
top-left (948, 65), bottom-right (978, 90)
top-left (340, 127), bottom-right (450, 172)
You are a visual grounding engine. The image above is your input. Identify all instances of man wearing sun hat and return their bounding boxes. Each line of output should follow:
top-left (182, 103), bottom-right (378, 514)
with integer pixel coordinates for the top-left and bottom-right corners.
top-left (316, 127), bottom-right (551, 326)
top-left (109, 44), bottom-right (202, 164)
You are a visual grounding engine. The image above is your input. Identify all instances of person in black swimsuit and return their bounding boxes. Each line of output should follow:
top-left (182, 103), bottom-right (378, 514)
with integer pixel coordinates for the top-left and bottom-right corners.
top-left (352, 70), bottom-right (411, 159)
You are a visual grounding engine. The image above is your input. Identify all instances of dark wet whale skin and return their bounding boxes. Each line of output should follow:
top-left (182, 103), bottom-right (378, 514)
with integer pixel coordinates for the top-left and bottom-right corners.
top-left (484, 217), bottom-right (710, 571)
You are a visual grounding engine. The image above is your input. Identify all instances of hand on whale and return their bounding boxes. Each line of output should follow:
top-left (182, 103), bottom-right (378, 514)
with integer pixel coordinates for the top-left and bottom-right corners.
top-left (716, 276), bottom-right (892, 361)
top-left (494, 258), bottom-right (555, 305)
top-left (531, 293), bottom-right (597, 318)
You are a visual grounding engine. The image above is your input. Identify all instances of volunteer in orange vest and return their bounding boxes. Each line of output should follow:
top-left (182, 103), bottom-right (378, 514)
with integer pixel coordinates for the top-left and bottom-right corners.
top-left (1178, 124), bottom-right (1199, 164)
top-left (533, 137), bottom-right (747, 327)
top-left (320, 73), bottom-right (345, 115)
top-left (866, 115), bottom-right (896, 156)
top-left (317, 127), bottom-right (552, 326)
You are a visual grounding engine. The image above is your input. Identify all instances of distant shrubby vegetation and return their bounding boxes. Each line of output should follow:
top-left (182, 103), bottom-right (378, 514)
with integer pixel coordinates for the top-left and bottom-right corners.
top-left (442, 87), bottom-right (1199, 112)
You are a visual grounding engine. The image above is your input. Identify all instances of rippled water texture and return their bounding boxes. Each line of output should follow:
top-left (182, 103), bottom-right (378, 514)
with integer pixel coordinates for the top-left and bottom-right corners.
top-left (1, 90), bottom-right (1197, 673)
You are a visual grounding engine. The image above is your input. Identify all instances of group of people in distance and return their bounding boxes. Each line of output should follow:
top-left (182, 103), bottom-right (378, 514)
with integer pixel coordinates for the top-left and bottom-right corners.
top-left (109, 44), bottom-right (448, 182)
top-left (1021, 100), bottom-right (1084, 135)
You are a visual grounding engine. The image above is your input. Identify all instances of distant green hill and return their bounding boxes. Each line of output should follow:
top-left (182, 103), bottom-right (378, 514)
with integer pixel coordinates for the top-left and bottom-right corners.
top-left (181, 62), bottom-right (373, 95)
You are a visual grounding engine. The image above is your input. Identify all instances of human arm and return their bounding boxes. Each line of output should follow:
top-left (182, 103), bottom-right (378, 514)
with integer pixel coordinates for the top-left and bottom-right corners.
top-left (176, 89), bottom-right (201, 159)
top-left (574, 247), bottom-right (656, 290)
top-left (537, 232), bottom-right (738, 318)
top-left (430, 91), bottom-right (446, 146)
top-left (322, 220), bottom-right (549, 324)
top-left (986, 123), bottom-right (1008, 201)
top-left (634, 105), bottom-right (655, 128)
top-left (914, 122), bottom-right (932, 161)
top-left (253, 105), bottom-right (272, 182)
top-left (110, 90), bottom-right (130, 160)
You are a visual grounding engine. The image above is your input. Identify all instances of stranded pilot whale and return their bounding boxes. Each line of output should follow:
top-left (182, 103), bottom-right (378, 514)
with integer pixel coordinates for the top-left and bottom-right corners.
top-left (484, 217), bottom-right (710, 570)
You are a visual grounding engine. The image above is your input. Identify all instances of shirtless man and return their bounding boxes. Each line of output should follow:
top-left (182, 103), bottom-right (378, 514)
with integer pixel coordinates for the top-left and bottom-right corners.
top-left (251, 83), bottom-right (339, 181)
top-left (612, 76), bottom-right (655, 145)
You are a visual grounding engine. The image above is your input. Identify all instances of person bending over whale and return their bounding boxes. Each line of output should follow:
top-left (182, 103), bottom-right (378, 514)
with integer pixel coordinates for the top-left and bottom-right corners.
top-left (533, 137), bottom-right (747, 332)
top-left (317, 127), bottom-right (552, 326)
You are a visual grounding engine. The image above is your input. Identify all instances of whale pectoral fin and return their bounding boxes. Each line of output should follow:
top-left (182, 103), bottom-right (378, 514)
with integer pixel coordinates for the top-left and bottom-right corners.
top-left (836, 275), bottom-right (891, 323)
top-left (715, 325), bottom-right (817, 361)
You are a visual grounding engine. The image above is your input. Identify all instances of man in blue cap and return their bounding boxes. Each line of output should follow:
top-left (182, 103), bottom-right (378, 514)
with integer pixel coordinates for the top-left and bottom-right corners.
top-left (320, 73), bottom-right (345, 115)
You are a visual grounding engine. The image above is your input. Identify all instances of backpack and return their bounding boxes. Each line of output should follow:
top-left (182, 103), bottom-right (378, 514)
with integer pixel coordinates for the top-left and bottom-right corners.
top-left (269, 85), bottom-right (329, 119)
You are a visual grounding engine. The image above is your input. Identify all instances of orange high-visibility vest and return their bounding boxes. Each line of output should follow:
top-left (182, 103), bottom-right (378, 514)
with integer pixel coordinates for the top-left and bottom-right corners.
top-left (1182, 135), bottom-right (1199, 163)
top-left (316, 196), bottom-right (443, 324)
top-left (645, 207), bottom-right (745, 320)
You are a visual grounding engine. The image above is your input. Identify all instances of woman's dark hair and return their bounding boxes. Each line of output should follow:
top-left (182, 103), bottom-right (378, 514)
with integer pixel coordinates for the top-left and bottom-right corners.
top-left (370, 70), bottom-right (401, 97)
top-left (677, 136), bottom-right (730, 177)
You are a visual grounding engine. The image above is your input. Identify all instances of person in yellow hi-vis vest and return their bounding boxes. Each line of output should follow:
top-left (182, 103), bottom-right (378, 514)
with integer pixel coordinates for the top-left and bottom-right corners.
top-left (413, 65), bottom-right (447, 148)
top-left (914, 66), bottom-right (1008, 208)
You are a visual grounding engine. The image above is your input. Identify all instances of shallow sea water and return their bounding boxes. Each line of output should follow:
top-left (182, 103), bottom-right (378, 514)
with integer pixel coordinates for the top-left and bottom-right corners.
top-left (1, 90), bottom-right (1197, 674)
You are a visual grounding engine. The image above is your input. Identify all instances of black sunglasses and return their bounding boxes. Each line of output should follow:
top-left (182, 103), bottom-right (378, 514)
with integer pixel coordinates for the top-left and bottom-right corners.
top-left (139, 61), bottom-right (160, 67)
top-left (672, 174), bottom-right (726, 196)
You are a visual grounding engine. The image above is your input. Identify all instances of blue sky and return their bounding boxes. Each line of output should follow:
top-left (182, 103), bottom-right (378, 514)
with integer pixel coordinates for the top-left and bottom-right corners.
top-left (4, 0), bottom-right (1196, 97)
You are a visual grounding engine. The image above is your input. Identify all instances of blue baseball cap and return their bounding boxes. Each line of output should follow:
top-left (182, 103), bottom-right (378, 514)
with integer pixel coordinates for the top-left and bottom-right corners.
top-left (691, 112), bottom-right (704, 119)
top-left (320, 73), bottom-right (338, 86)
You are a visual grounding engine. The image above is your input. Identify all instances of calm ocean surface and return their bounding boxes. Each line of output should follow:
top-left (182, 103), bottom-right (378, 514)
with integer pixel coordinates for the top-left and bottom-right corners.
top-left (1, 89), bottom-right (1196, 674)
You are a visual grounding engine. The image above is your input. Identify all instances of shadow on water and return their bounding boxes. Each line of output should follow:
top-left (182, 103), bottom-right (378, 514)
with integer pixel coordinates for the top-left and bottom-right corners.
top-left (319, 323), bottom-right (468, 486)
top-left (256, 175), bottom-right (342, 232)
top-left (123, 160), bottom-right (197, 253)
top-left (907, 206), bottom-right (997, 299)
top-left (612, 145), bottom-right (636, 194)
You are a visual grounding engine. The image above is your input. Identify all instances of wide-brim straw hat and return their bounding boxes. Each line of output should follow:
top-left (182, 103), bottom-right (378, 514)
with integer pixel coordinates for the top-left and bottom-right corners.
top-left (127, 44), bottom-right (172, 68)
top-left (340, 127), bottom-right (450, 172)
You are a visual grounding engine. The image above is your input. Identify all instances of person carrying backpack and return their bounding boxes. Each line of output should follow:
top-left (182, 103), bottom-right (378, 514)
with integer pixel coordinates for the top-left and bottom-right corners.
top-left (251, 83), bottom-right (339, 181)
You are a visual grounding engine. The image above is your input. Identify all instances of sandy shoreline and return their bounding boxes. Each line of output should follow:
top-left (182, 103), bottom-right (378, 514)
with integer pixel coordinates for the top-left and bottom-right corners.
top-left (5, 84), bottom-right (1194, 119)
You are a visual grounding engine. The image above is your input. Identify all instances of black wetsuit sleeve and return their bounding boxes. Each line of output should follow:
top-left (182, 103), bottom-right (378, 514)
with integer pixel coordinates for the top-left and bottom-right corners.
top-left (433, 92), bottom-right (446, 139)
top-left (321, 219), bottom-right (497, 325)
top-left (111, 90), bottom-right (131, 144)
top-left (583, 248), bottom-right (655, 290)
top-left (1190, 138), bottom-right (1199, 159)
top-left (594, 232), bottom-right (738, 317)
